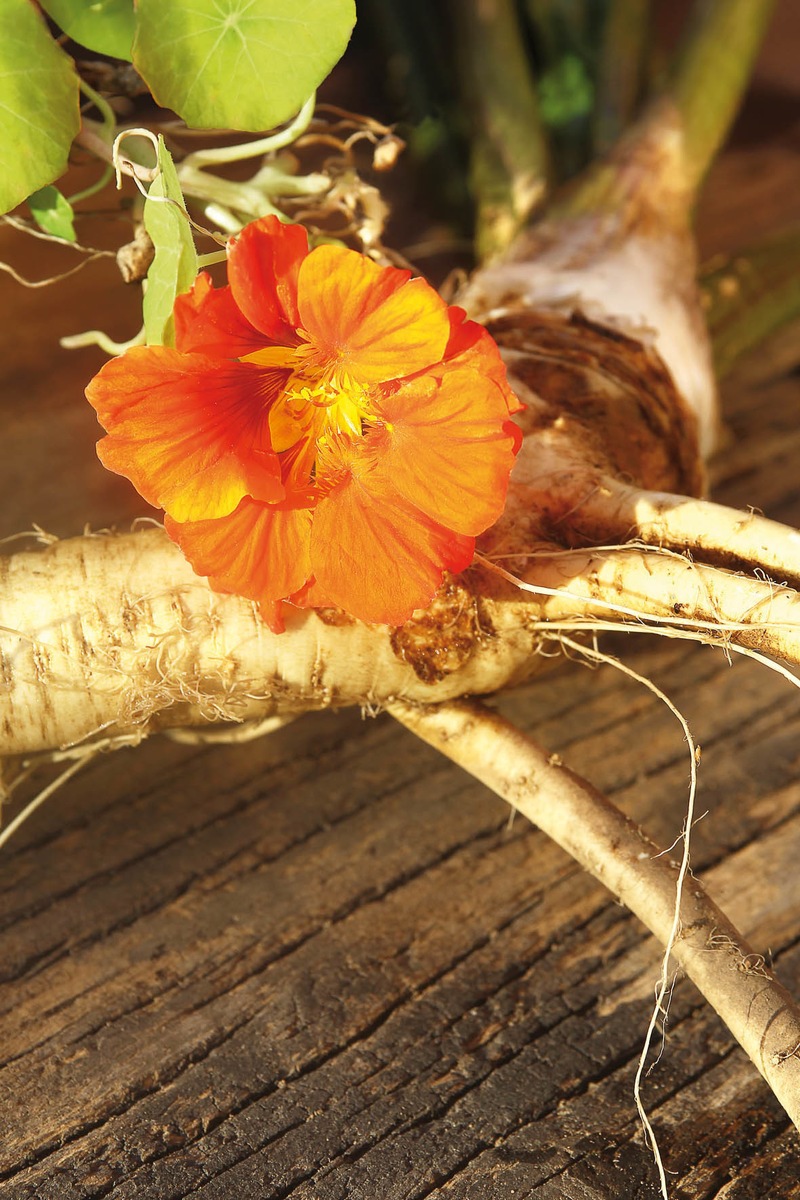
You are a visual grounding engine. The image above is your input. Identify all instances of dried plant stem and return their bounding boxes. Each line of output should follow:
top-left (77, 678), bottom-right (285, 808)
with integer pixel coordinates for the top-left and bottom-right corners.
top-left (387, 696), bottom-right (800, 1131)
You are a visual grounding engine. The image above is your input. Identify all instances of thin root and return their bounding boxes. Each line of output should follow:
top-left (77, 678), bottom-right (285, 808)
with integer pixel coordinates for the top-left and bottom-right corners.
top-left (575, 482), bottom-right (800, 589)
top-left (387, 697), bottom-right (800, 1146)
top-left (164, 713), bottom-right (297, 745)
top-left (0, 758), bottom-right (91, 852)
top-left (476, 548), bottom-right (800, 667)
top-left (554, 633), bottom-right (698, 1198)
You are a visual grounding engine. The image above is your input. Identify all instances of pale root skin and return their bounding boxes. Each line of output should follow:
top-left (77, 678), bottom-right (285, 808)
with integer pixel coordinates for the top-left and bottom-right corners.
top-left (562, 481), bottom-right (800, 588)
top-left (516, 547), bottom-right (800, 664)
top-left (3, 518), bottom-right (800, 758)
top-left (0, 526), bottom-right (545, 757)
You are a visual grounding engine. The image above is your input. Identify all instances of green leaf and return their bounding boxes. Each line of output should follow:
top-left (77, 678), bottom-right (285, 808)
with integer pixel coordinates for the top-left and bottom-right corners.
top-left (142, 137), bottom-right (198, 347)
top-left (39, 0), bottom-right (136, 61)
top-left (27, 185), bottom-right (77, 241)
top-left (133, 0), bottom-right (356, 131)
top-left (0, 0), bottom-right (80, 215)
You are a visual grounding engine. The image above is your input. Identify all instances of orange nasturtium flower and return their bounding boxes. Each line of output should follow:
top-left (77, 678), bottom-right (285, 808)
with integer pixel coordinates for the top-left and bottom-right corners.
top-left (87, 215), bottom-right (522, 630)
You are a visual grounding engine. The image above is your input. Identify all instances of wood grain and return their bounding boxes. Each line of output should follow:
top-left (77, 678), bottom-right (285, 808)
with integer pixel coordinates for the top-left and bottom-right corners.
top-left (1, 9), bottom-right (799, 1197)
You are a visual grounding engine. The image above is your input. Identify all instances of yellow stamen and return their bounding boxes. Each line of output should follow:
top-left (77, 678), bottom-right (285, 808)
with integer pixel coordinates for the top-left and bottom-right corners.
top-left (246, 342), bottom-right (377, 456)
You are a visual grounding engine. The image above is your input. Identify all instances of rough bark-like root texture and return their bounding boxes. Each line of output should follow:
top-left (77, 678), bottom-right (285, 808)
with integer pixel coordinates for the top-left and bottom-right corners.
top-left (0, 529), bottom-right (546, 757)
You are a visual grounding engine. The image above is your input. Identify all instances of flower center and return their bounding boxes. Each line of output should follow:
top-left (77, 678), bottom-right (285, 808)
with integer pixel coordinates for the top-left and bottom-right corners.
top-left (245, 342), bottom-right (376, 454)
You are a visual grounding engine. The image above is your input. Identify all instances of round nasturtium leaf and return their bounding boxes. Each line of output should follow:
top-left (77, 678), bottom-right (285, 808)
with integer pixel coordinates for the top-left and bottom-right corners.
top-left (132, 0), bottom-right (356, 131)
top-left (0, 0), bottom-right (80, 215)
top-left (39, 0), bottom-right (136, 61)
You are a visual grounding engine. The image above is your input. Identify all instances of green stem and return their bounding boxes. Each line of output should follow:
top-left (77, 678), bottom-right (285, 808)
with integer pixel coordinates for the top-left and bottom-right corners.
top-left (200, 204), bottom-right (245, 234)
top-left (178, 167), bottom-right (274, 218)
top-left (69, 82), bottom-right (118, 206)
top-left (78, 79), bottom-right (116, 141)
top-left (456, 0), bottom-right (551, 263)
top-left (702, 223), bottom-right (800, 377)
top-left (60, 325), bottom-right (145, 356)
top-left (593, 0), bottom-right (651, 155)
top-left (196, 248), bottom-right (230, 268)
top-left (668, 0), bottom-right (778, 191)
top-left (67, 163), bottom-right (114, 207)
top-left (557, 0), bottom-right (775, 225)
top-left (177, 94), bottom-right (315, 171)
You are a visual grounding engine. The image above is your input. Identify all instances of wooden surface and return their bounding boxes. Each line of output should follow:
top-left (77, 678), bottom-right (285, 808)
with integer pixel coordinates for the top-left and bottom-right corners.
top-left (2, 12), bottom-right (800, 1199)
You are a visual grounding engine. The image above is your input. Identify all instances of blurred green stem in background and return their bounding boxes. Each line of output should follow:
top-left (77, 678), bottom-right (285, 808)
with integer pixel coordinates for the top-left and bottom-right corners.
top-left (593, 0), bottom-right (651, 155)
top-left (456, 0), bottom-right (551, 262)
top-left (669, 0), bottom-right (777, 192)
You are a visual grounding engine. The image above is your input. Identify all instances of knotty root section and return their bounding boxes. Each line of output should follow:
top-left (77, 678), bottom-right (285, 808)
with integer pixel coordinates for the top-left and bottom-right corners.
top-left (388, 698), bottom-right (800, 1165)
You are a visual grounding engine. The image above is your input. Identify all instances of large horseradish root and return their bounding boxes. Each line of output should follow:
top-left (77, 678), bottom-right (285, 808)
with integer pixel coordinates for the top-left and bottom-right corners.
top-left (2, 514), bottom-right (800, 760)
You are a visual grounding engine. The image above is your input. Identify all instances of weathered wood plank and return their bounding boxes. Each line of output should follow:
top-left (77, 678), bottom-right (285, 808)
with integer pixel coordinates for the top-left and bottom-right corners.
top-left (2, 623), bottom-right (799, 1197)
top-left (2, 9), bottom-right (800, 1198)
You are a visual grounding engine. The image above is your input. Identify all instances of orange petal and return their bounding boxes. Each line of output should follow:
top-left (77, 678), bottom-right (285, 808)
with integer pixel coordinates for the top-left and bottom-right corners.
top-left (227, 215), bottom-right (307, 344)
top-left (165, 498), bottom-right (312, 613)
top-left (297, 245), bottom-right (451, 383)
top-left (87, 346), bottom-right (286, 522)
top-left (444, 308), bottom-right (524, 416)
top-left (174, 272), bottom-right (267, 357)
top-left (370, 365), bottom-right (522, 536)
top-left (303, 471), bottom-right (474, 625)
